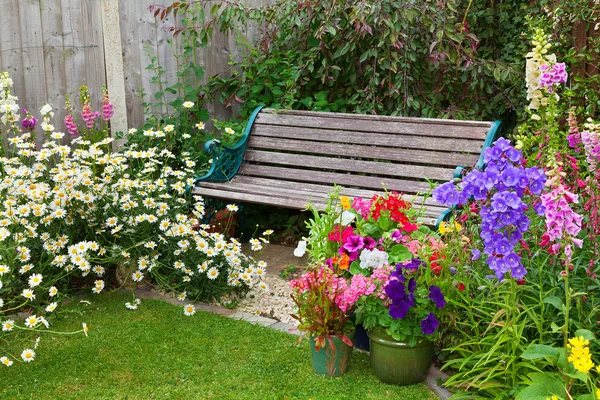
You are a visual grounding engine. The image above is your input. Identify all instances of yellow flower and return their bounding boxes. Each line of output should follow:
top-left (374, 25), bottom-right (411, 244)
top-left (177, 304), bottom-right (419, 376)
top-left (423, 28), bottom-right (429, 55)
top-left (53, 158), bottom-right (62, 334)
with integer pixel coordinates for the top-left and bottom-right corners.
top-left (339, 196), bottom-right (351, 210)
top-left (438, 221), bottom-right (449, 234)
top-left (567, 336), bottom-right (594, 374)
top-left (545, 396), bottom-right (559, 400)
top-left (596, 389), bottom-right (600, 399)
top-left (453, 221), bottom-right (462, 232)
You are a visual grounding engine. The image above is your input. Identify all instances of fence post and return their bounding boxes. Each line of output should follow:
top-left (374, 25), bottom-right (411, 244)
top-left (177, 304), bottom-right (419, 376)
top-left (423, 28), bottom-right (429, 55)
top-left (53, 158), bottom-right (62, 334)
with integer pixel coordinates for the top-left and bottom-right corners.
top-left (101, 0), bottom-right (128, 150)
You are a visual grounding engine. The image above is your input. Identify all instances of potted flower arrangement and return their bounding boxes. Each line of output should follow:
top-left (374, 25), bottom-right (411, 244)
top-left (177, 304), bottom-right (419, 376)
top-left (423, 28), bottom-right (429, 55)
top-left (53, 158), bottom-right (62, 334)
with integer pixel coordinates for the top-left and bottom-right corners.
top-left (289, 267), bottom-right (357, 377)
top-left (354, 256), bottom-right (447, 385)
top-left (297, 188), bottom-right (438, 350)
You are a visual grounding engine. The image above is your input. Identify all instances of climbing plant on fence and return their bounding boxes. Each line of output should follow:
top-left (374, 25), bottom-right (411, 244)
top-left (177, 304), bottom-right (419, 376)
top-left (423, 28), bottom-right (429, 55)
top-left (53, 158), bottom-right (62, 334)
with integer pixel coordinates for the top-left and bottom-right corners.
top-left (150, 0), bottom-right (598, 125)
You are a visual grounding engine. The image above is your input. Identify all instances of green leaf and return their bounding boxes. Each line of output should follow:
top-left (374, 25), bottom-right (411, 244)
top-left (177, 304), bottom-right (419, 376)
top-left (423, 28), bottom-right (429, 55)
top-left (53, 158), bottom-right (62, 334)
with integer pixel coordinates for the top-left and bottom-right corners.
top-left (349, 261), bottom-right (367, 276)
top-left (543, 296), bottom-right (563, 311)
top-left (378, 215), bottom-right (391, 231)
top-left (574, 329), bottom-right (596, 341)
top-left (361, 223), bottom-right (379, 236)
top-left (576, 395), bottom-right (594, 400)
top-left (551, 322), bottom-right (562, 333)
top-left (520, 344), bottom-right (560, 360)
top-left (565, 370), bottom-right (588, 383)
top-left (516, 373), bottom-right (566, 400)
top-left (389, 245), bottom-right (411, 264)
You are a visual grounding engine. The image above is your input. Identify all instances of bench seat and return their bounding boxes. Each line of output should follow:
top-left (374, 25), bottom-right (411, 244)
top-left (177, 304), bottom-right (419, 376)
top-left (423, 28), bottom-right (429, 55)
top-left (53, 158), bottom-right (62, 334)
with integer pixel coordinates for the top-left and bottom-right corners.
top-left (192, 107), bottom-right (501, 226)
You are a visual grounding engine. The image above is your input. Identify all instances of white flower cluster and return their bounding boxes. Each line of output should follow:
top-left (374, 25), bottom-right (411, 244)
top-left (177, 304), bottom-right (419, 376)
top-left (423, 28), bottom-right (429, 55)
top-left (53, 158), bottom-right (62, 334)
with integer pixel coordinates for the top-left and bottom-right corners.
top-left (0, 71), bottom-right (268, 366)
top-left (359, 249), bottom-right (389, 270)
top-left (0, 71), bottom-right (19, 125)
top-left (525, 29), bottom-right (557, 113)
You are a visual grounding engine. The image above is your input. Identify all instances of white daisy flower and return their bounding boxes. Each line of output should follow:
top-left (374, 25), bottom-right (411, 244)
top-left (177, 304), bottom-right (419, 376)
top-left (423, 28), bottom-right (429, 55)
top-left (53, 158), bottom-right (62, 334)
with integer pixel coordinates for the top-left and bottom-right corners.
top-left (28, 273), bottom-right (43, 288)
top-left (24, 315), bottom-right (38, 328)
top-left (21, 349), bottom-right (35, 362)
top-left (183, 101), bottom-right (194, 108)
top-left (21, 289), bottom-right (35, 300)
top-left (226, 204), bottom-right (238, 212)
top-left (128, 128), bottom-right (137, 135)
top-left (183, 304), bottom-right (196, 316)
top-left (0, 356), bottom-right (13, 367)
top-left (131, 271), bottom-right (144, 282)
top-left (207, 267), bottom-right (219, 280)
top-left (45, 302), bottom-right (58, 313)
top-left (0, 265), bottom-right (7, 275)
top-left (49, 286), bottom-right (58, 297)
top-left (82, 322), bottom-right (89, 337)
top-left (125, 302), bottom-right (138, 310)
top-left (2, 320), bottom-right (15, 331)
top-left (195, 122), bottom-right (205, 130)
top-left (177, 292), bottom-right (187, 302)
top-left (224, 127), bottom-right (235, 134)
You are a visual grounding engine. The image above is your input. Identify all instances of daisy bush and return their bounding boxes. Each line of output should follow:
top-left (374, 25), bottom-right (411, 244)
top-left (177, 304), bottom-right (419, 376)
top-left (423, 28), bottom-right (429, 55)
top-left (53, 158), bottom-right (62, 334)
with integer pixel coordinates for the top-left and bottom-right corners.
top-left (0, 71), bottom-right (267, 366)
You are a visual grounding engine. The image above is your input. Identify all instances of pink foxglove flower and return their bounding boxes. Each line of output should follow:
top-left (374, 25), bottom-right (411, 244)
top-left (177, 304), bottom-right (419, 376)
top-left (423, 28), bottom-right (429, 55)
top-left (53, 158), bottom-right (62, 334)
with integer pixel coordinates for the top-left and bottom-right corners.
top-left (102, 92), bottom-right (114, 121)
top-left (81, 104), bottom-right (97, 129)
top-left (64, 114), bottom-right (78, 136)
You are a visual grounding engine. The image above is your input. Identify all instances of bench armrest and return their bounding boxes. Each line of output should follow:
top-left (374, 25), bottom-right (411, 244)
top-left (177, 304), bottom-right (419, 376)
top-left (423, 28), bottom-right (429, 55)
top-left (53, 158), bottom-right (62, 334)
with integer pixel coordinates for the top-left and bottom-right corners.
top-left (193, 106), bottom-right (265, 185)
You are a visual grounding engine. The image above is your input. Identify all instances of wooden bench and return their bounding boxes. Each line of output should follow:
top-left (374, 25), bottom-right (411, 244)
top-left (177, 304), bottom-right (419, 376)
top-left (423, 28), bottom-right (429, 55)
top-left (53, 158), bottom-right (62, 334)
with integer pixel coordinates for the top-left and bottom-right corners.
top-left (192, 106), bottom-right (502, 226)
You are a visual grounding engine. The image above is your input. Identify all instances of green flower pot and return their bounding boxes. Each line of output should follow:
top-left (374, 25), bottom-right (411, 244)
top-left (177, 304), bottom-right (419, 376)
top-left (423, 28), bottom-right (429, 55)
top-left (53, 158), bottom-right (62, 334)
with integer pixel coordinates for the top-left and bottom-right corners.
top-left (309, 331), bottom-right (355, 377)
top-left (368, 327), bottom-right (433, 385)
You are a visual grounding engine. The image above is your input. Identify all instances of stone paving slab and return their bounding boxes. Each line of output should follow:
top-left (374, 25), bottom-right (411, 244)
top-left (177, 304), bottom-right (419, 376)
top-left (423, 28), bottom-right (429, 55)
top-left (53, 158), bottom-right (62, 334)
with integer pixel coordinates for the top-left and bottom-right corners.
top-left (243, 315), bottom-right (278, 327)
top-left (269, 322), bottom-right (301, 336)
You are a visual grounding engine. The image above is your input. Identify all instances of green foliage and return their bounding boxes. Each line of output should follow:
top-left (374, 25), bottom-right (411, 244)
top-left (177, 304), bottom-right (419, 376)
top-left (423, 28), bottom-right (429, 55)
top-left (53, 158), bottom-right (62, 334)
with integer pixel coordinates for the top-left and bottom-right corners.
top-left (148, 0), bottom-right (535, 124)
top-left (279, 265), bottom-right (298, 280)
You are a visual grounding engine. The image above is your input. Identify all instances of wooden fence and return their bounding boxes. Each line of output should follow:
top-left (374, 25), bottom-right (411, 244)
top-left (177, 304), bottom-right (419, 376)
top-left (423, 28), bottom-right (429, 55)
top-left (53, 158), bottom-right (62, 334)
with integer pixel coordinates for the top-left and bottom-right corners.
top-left (0, 0), bottom-right (269, 142)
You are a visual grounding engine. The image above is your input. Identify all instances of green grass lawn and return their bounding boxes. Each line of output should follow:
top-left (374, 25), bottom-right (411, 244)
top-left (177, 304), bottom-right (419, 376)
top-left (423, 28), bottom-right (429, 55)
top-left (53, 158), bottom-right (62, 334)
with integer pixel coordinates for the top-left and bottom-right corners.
top-left (0, 293), bottom-right (437, 400)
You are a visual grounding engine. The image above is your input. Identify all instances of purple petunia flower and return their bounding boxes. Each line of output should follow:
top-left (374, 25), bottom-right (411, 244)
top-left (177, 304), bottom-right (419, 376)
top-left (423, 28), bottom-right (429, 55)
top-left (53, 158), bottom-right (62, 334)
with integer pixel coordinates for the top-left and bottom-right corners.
top-left (343, 235), bottom-right (364, 253)
top-left (389, 302), bottom-right (411, 319)
top-left (385, 279), bottom-right (406, 303)
top-left (363, 237), bottom-right (376, 250)
top-left (391, 229), bottom-right (402, 243)
top-left (420, 313), bottom-right (439, 335)
top-left (429, 286), bottom-right (446, 309)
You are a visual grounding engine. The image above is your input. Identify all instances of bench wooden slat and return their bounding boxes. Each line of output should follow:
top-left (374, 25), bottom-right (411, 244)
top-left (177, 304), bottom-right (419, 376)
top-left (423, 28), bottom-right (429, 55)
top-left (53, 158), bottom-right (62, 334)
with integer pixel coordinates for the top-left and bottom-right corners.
top-left (230, 176), bottom-right (443, 209)
top-left (255, 111), bottom-right (490, 140)
top-left (243, 150), bottom-right (456, 182)
top-left (198, 181), bottom-right (447, 219)
top-left (247, 136), bottom-right (479, 167)
top-left (192, 185), bottom-right (439, 225)
top-left (193, 186), bottom-right (326, 209)
top-left (239, 164), bottom-right (432, 194)
top-left (251, 124), bottom-right (484, 154)
top-left (261, 108), bottom-right (493, 128)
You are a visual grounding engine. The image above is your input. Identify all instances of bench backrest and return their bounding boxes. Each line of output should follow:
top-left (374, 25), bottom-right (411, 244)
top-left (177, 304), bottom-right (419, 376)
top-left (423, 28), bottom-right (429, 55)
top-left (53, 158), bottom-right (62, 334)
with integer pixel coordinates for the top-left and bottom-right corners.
top-left (239, 108), bottom-right (498, 196)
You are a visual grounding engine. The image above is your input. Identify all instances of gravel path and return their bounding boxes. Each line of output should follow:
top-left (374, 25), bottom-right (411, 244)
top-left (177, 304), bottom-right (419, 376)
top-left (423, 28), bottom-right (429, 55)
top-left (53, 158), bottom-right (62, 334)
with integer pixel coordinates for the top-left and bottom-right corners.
top-left (236, 273), bottom-right (298, 325)
top-left (236, 244), bottom-right (307, 325)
